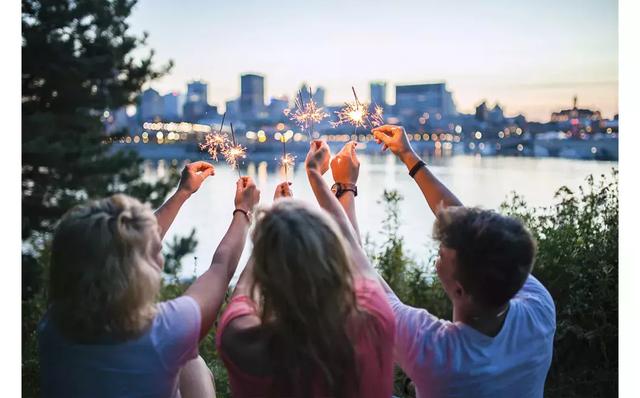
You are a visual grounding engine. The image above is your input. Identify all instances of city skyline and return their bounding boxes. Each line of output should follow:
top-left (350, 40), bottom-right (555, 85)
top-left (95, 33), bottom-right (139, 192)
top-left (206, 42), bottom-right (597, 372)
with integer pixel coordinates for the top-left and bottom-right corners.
top-left (129, 0), bottom-right (618, 121)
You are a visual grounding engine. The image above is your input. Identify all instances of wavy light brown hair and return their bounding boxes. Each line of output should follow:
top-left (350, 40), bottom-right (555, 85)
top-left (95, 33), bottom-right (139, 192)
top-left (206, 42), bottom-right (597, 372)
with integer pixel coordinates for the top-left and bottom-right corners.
top-left (250, 199), bottom-right (360, 397)
top-left (49, 194), bottom-right (162, 343)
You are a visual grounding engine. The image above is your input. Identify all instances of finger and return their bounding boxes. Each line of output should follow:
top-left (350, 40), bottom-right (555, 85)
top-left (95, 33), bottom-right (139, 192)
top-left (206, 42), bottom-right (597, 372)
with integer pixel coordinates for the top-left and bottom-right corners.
top-left (373, 130), bottom-right (392, 145)
top-left (203, 167), bottom-right (215, 178)
top-left (244, 176), bottom-right (255, 188)
top-left (371, 124), bottom-right (395, 134)
top-left (383, 144), bottom-right (389, 151)
top-left (187, 161), bottom-right (214, 172)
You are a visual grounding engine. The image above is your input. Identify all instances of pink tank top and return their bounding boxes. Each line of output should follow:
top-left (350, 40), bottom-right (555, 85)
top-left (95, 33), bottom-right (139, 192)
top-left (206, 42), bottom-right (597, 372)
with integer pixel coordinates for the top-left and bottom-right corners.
top-left (216, 278), bottom-right (396, 397)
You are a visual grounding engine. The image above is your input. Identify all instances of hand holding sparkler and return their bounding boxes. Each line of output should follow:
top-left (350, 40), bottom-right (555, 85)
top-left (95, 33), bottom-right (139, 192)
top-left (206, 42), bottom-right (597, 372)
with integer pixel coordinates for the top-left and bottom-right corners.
top-left (178, 161), bottom-right (215, 195)
top-left (372, 124), bottom-right (416, 162)
top-left (305, 140), bottom-right (331, 175)
top-left (330, 141), bottom-right (360, 185)
top-left (273, 181), bottom-right (293, 200)
top-left (234, 176), bottom-right (261, 214)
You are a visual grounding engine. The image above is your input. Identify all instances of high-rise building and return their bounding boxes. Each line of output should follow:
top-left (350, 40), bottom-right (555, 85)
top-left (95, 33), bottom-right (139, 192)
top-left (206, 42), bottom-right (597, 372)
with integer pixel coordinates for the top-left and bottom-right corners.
top-left (395, 83), bottom-right (457, 126)
top-left (140, 88), bottom-right (163, 121)
top-left (314, 87), bottom-right (325, 107)
top-left (183, 81), bottom-right (211, 122)
top-left (240, 74), bottom-right (265, 118)
top-left (225, 99), bottom-right (240, 116)
top-left (162, 92), bottom-right (181, 120)
top-left (370, 81), bottom-right (387, 107)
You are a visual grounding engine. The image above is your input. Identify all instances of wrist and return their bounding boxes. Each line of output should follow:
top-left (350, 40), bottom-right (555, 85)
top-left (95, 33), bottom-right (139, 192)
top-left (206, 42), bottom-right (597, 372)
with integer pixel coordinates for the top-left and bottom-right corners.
top-left (400, 150), bottom-right (420, 169)
top-left (232, 208), bottom-right (251, 223)
top-left (174, 188), bottom-right (192, 201)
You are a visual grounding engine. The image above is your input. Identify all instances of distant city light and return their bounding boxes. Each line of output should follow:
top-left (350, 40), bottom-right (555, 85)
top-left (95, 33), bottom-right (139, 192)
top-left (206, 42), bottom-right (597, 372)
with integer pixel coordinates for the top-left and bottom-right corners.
top-left (475, 131), bottom-right (482, 140)
top-left (454, 125), bottom-right (462, 133)
top-left (517, 144), bottom-right (524, 151)
top-left (591, 147), bottom-right (597, 154)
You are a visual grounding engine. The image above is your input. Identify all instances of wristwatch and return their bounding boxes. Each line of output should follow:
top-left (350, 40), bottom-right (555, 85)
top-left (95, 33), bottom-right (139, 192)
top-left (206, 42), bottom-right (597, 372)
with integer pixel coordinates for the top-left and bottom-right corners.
top-left (331, 183), bottom-right (358, 198)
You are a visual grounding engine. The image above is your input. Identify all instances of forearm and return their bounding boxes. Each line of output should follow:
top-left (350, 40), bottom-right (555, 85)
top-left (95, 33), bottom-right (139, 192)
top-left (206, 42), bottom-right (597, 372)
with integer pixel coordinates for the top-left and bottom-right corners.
top-left (154, 189), bottom-right (191, 239)
top-left (307, 169), bottom-right (357, 245)
top-left (400, 151), bottom-right (462, 215)
top-left (209, 212), bottom-right (250, 279)
top-left (184, 212), bottom-right (250, 339)
top-left (338, 192), bottom-right (361, 244)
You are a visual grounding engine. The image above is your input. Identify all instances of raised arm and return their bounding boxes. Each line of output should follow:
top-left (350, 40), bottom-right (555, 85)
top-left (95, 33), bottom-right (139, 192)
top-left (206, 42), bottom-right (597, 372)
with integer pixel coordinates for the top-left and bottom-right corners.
top-left (372, 125), bottom-right (462, 215)
top-left (184, 176), bottom-right (260, 340)
top-left (330, 141), bottom-right (361, 243)
top-left (305, 141), bottom-right (375, 278)
top-left (154, 161), bottom-right (215, 239)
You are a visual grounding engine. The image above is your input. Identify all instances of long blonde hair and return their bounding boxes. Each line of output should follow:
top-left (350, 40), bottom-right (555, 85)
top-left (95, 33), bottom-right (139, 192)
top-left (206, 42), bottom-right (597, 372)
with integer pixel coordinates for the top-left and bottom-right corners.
top-left (250, 199), bottom-right (360, 397)
top-left (49, 194), bottom-right (162, 342)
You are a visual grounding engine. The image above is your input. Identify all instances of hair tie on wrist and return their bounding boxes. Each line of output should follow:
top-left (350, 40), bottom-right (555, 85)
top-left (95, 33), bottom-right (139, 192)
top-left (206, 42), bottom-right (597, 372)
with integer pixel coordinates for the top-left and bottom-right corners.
top-left (409, 160), bottom-right (426, 178)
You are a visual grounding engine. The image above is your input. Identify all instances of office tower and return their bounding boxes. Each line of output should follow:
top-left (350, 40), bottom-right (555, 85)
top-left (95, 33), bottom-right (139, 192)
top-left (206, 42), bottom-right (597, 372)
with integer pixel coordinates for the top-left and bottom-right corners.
top-left (140, 88), bottom-right (163, 121)
top-left (183, 80), bottom-right (209, 121)
top-left (370, 81), bottom-right (387, 107)
top-left (162, 92), bottom-right (181, 120)
top-left (240, 74), bottom-right (265, 118)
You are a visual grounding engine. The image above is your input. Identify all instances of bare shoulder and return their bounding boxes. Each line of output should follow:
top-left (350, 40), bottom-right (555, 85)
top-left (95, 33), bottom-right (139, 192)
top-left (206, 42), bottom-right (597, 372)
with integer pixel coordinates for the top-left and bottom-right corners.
top-left (220, 315), bottom-right (272, 376)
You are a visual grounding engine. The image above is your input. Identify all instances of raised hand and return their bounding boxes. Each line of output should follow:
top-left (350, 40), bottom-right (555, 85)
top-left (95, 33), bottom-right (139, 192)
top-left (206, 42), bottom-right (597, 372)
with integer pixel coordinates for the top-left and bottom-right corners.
top-left (305, 140), bottom-right (331, 175)
top-left (371, 125), bottom-right (416, 162)
top-left (273, 182), bottom-right (293, 200)
top-left (178, 161), bottom-right (215, 195)
top-left (234, 176), bottom-right (261, 212)
top-left (330, 141), bottom-right (360, 184)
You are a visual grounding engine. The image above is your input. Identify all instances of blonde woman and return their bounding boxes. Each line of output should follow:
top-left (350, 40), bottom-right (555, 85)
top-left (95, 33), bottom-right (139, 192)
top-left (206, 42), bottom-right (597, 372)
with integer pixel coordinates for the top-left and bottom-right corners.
top-left (38, 161), bottom-right (261, 398)
top-left (215, 142), bottom-right (395, 398)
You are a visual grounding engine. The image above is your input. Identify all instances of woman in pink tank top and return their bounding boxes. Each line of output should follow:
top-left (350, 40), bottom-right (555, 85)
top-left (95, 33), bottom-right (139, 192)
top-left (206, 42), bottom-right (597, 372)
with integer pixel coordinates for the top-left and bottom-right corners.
top-left (216, 141), bottom-right (395, 398)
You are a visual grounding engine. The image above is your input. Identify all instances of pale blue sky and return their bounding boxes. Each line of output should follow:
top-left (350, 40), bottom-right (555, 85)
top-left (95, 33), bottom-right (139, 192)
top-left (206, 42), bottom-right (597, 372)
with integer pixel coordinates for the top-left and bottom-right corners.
top-left (129, 0), bottom-right (618, 121)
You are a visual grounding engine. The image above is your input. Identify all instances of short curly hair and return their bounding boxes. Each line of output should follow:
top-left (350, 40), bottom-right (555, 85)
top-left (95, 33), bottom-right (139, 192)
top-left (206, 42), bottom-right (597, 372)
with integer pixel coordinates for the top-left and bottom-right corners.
top-left (49, 194), bottom-right (162, 342)
top-left (433, 206), bottom-right (536, 308)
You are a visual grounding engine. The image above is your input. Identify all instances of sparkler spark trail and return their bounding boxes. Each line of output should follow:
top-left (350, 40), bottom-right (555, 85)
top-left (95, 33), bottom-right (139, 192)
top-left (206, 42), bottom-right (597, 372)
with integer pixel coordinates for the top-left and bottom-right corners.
top-left (276, 132), bottom-right (295, 183)
top-left (284, 88), bottom-right (328, 139)
top-left (199, 112), bottom-right (228, 161)
top-left (223, 123), bottom-right (246, 178)
top-left (332, 87), bottom-right (385, 133)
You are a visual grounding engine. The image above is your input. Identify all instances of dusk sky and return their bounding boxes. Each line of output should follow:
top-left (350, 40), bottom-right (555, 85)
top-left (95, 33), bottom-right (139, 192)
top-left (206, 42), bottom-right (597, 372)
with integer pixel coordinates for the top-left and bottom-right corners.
top-left (129, 0), bottom-right (618, 121)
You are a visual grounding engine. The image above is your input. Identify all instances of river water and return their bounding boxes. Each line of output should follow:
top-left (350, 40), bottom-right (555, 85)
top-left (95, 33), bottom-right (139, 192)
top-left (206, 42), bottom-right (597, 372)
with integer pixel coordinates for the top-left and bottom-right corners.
top-left (148, 154), bottom-right (617, 279)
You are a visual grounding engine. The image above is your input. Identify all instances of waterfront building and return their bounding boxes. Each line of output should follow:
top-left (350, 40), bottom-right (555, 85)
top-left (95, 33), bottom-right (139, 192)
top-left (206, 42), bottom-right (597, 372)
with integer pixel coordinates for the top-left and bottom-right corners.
top-left (240, 73), bottom-right (265, 118)
top-left (140, 88), bottom-right (163, 121)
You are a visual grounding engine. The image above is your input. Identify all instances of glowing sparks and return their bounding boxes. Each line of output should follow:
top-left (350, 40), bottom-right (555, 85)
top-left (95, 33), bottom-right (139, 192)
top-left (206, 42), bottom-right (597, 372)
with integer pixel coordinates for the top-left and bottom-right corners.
top-left (199, 133), bottom-right (227, 161)
top-left (199, 112), bottom-right (228, 161)
top-left (370, 104), bottom-right (385, 127)
top-left (284, 88), bottom-right (328, 138)
top-left (224, 123), bottom-right (246, 177)
top-left (332, 87), bottom-right (385, 131)
top-left (222, 145), bottom-right (247, 169)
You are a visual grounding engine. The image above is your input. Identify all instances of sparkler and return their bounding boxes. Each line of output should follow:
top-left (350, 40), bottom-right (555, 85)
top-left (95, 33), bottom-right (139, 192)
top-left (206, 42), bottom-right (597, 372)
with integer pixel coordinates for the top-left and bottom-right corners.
top-left (223, 122), bottom-right (246, 178)
top-left (276, 131), bottom-right (295, 183)
top-left (284, 87), bottom-right (328, 139)
top-left (332, 87), bottom-right (385, 133)
top-left (199, 112), bottom-right (228, 161)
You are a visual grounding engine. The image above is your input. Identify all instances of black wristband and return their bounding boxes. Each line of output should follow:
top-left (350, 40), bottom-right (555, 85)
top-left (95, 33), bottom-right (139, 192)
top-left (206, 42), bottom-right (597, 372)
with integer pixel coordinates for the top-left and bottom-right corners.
top-left (409, 160), bottom-right (426, 178)
top-left (233, 208), bottom-right (250, 222)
